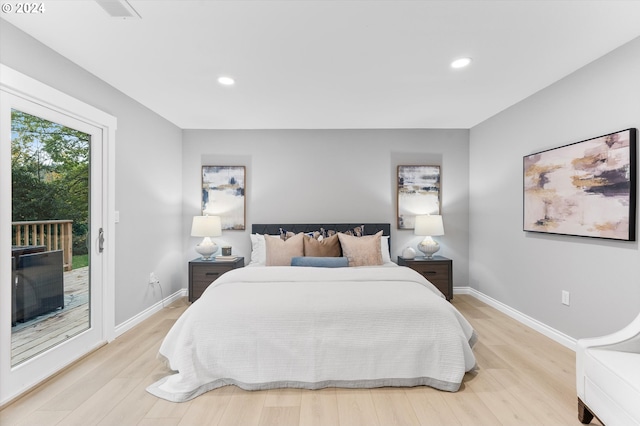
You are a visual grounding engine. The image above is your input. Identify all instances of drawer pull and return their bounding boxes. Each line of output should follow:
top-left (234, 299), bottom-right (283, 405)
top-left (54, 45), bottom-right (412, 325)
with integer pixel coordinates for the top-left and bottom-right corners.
top-left (423, 271), bottom-right (437, 275)
top-left (205, 272), bottom-right (220, 276)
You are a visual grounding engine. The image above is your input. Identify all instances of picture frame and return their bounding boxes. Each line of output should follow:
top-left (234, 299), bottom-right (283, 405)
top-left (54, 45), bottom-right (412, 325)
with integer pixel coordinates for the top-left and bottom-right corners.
top-left (201, 166), bottom-right (246, 230)
top-left (523, 128), bottom-right (637, 241)
top-left (397, 165), bottom-right (441, 229)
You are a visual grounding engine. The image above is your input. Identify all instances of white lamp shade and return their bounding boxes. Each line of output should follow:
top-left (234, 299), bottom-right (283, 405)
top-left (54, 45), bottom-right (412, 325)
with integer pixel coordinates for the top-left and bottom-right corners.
top-left (414, 215), bottom-right (444, 236)
top-left (191, 215), bottom-right (222, 237)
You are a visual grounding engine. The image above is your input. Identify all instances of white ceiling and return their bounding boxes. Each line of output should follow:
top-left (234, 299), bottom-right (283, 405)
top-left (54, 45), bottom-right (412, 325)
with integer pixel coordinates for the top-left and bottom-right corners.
top-left (3, 0), bottom-right (640, 129)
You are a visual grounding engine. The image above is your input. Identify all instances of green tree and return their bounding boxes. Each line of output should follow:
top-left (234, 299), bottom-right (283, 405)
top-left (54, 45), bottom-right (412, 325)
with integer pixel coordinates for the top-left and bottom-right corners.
top-left (11, 109), bottom-right (90, 255)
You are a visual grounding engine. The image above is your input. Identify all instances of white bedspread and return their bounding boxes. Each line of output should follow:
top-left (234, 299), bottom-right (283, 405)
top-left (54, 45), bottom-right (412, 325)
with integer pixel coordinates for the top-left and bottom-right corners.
top-left (147, 265), bottom-right (477, 402)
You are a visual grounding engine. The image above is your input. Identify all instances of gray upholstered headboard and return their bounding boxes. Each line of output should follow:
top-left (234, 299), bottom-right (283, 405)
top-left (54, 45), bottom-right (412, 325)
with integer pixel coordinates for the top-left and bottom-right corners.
top-left (251, 223), bottom-right (391, 248)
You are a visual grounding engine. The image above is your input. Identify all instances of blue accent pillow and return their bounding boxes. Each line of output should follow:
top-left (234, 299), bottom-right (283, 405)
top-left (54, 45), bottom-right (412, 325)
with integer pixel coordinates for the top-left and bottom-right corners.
top-left (290, 256), bottom-right (349, 268)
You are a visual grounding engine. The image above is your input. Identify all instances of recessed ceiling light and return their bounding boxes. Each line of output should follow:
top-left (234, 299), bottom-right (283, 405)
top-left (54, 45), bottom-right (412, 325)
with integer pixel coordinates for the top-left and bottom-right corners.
top-left (451, 57), bottom-right (472, 69)
top-left (217, 76), bottom-right (235, 86)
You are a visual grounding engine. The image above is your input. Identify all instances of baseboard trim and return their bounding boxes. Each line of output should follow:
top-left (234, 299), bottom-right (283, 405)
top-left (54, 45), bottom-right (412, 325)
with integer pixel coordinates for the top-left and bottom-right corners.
top-left (114, 288), bottom-right (187, 338)
top-left (454, 287), bottom-right (577, 351)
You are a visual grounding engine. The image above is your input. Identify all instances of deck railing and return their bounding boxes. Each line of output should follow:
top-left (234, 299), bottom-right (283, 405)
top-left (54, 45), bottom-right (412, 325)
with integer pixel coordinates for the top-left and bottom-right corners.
top-left (12, 220), bottom-right (73, 271)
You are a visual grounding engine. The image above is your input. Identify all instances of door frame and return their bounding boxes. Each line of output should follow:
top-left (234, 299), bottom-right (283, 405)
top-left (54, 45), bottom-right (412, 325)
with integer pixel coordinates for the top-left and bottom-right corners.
top-left (0, 64), bottom-right (116, 406)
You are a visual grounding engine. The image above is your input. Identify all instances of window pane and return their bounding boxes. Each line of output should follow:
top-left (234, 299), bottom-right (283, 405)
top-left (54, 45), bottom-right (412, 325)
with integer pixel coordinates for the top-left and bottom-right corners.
top-left (11, 109), bottom-right (90, 366)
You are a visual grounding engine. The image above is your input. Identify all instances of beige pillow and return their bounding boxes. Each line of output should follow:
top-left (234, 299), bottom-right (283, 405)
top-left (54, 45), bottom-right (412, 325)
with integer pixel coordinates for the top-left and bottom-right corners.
top-left (265, 232), bottom-right (304, 266)
top-left (337, 231), bottom-right (383, 267)
top-left (303, 234), bottom-right (341, 257)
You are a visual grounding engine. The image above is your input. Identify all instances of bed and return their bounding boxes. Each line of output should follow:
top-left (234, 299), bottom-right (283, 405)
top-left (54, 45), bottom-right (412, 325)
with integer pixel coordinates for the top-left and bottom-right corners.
top-left (147, 223), bottom-right (477, 402)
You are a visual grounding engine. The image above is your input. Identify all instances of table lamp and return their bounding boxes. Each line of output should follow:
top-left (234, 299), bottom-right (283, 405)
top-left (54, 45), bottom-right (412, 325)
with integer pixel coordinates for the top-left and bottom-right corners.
top-left (191, 215), bottom-right (222, 260)
top-left (414, 214), bottom-right (444, 259)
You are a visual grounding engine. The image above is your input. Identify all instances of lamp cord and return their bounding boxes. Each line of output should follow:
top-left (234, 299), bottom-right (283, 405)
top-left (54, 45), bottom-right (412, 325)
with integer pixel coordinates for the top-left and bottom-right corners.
top-left (157, 280), bottom-right (165, 308)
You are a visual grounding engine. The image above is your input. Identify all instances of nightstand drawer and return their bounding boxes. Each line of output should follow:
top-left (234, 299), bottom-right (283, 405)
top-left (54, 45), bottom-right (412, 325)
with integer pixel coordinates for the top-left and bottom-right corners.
top-left (428, 280), bottom-right (450, 297)
top-left (397, 256), bottom-right (453, 301)
top-left (188, 257), bottom-right (244, 302)
top-left (191, 265), bottom-right (234, 283)
top-left (191, 281), bottom-right (217, 297)
top-left (410, 263), bottom-right (448, 280)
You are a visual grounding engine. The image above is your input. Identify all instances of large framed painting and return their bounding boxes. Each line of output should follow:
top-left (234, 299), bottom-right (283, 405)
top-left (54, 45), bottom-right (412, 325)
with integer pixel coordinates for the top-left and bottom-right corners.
top-left (397, 165), bottom-right (441, 229)
top-left (202, 166), bottom-right (246, 230)
top-left (523, 128), bottom-right (637, 241)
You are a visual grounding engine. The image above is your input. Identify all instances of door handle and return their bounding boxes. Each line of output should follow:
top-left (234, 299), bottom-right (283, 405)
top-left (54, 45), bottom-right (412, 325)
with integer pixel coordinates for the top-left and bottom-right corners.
top-left (98, 227), bottom-right (104, 253)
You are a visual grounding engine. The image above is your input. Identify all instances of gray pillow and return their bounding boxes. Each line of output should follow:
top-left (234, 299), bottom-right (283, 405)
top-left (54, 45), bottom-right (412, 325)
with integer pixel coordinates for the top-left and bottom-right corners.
top-left (290, 256), bottom-right (349, 268)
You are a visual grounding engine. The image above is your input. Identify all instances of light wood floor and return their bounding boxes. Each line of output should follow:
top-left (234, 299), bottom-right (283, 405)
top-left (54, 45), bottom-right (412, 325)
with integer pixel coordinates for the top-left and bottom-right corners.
top-left (0, 294), bottom-right (600, 426)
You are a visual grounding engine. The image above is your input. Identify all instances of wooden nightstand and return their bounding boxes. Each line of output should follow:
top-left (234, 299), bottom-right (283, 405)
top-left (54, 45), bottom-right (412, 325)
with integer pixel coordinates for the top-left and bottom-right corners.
top-left (397, 255), bottom-right (453, 301)
top-left (188, 257), bottom-right (244, 302)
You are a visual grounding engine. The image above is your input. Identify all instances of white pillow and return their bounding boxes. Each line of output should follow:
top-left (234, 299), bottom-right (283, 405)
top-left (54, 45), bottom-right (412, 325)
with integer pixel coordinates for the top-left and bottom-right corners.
top-left (381, 235), bottom-right (391, 264)
top-left (249, 234), bottom-right (266, 266)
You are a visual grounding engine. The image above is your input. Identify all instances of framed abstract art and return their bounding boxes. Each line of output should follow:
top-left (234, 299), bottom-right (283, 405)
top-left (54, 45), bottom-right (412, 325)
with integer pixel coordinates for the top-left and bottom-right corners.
top-left (523, 128), bottom-right (637, 241)
top-left (202, 166), bottom-right (246, 230)
top-left (397, 165), bottom-right (441, 229)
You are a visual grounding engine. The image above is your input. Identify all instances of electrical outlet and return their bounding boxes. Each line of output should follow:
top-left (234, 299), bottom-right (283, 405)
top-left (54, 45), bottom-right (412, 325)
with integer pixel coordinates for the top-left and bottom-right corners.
top-left (561, 290), bottom-right (570, 306)
top-left (149, 272), bottom-right (159, 285)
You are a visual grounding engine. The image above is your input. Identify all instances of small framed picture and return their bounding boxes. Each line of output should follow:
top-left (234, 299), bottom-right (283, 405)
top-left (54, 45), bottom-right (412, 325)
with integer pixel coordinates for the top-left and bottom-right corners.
top-left (202, 166), bottom-right (246, 230)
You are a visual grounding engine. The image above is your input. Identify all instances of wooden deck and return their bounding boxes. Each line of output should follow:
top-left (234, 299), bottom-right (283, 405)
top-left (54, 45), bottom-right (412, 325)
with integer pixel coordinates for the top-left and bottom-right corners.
top-left (11, 267), bottom-right (89, 365)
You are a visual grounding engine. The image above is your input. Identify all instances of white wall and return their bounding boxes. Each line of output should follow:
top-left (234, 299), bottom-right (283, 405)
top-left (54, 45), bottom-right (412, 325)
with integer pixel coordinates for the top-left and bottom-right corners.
top-left (1, 21), bottom-right (184, 325)
top-left (182, 129), bottom-right (470, 287)
top-left (470, 36), bottom-right (640, 339)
